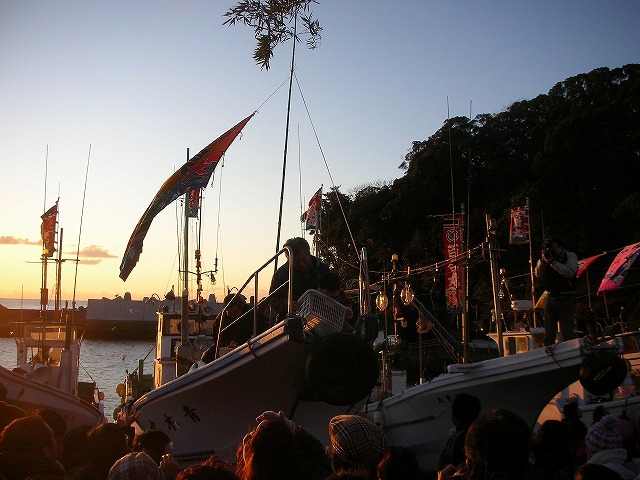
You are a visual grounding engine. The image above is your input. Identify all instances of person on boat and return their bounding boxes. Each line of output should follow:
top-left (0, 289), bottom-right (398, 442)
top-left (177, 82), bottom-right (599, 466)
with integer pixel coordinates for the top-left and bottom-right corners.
top-left (200, 293), bottom-right (269, 362)
top-left (535, 237), bottom-right (578, 346)
top-left (318, 271), bottom-right (355, 329)
top-left (269, 237), bottom-right (330, 320)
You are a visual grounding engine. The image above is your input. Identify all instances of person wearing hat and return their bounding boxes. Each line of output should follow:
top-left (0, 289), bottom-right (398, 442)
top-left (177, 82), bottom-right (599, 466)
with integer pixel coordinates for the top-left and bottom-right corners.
top-left (108, 452), bottom-right (165, 480)
top-left (327, 414), bottom-right (387, 479)
top-left (585, 415), bottom-right (636, 479)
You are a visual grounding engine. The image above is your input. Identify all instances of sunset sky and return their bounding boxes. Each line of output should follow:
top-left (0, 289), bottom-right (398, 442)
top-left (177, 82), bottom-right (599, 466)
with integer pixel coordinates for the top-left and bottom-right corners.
top-left (1, 1), bottom-right (638, 304)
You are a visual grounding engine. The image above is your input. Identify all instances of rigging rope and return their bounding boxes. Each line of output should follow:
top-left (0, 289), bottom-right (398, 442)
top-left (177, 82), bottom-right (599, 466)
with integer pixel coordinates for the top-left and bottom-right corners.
top-left (293, 72), bottom-right (359, 261)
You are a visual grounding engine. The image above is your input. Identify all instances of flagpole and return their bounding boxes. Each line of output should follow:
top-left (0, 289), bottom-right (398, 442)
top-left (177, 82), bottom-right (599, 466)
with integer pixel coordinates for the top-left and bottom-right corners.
top-left (526, 197), bottom-right (537, 327)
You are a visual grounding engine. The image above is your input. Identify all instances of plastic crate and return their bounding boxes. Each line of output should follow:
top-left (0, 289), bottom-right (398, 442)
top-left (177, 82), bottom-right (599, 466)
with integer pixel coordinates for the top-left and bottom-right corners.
top-left (298, 289), bottom-right (345, 336)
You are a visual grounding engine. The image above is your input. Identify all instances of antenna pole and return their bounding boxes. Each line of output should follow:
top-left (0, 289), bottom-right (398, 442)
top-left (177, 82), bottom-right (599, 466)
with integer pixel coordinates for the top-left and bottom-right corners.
top-left (274, 12), bottom-right (298, 272)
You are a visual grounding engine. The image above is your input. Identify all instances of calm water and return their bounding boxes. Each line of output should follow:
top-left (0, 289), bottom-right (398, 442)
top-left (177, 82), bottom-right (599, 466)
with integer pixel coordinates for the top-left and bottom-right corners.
top-left (0, 337), bottom-right (155, 421)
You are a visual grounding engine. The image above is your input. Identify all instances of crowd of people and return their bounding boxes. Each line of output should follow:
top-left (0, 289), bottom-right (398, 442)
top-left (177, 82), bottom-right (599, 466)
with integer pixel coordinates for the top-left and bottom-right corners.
top-left (5, 395), bottom-right (640, 480)
top-left (0, 400), bottom-right (421, 480)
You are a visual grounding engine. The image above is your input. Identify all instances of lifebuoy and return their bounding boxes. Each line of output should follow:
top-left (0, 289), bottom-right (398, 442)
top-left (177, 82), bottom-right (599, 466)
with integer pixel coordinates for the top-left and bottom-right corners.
top-left (304, 333), bottom-right (379, 406)
top-left (579, 350), bottom-right (628, 395)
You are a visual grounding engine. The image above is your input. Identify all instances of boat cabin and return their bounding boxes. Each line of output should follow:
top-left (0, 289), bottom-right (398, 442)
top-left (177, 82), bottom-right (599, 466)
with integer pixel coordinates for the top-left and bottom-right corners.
top-left (154, 311), bottom-right (215, 387)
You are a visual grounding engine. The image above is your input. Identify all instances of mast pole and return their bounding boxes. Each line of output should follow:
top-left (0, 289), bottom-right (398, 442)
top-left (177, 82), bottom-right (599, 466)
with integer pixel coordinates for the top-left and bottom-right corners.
top-left (56, 227), bottom-right (63, 323)
top-left (274, 12), bottom-right (298, 271)
top-left (486, 214), bottom-right (504, 357)
top-left (181, 148), bottom-right (190, 346)
top-left (526, 197), bottom-right (537, 327)
top-left (460, 204), bottom-right (468, 363)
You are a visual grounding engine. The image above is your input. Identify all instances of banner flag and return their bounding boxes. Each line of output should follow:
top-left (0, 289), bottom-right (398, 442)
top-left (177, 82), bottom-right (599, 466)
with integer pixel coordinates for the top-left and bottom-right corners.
top-left (303, 187), bottom-right (322, 232)
top-left (41, 202), bottom-right (58, 258)
top-left (577, 252), bottom-right (608, 278)
top-left (443, 215), bottom-right (463, 307)
top-left (598, 242), bottom-right (640, 294)
top-left (119, 113), bottom-right (253, 281)
top-left (509, 206), bottom-right (529, 244)
top-left (187, 188), bottom-right (200, 218)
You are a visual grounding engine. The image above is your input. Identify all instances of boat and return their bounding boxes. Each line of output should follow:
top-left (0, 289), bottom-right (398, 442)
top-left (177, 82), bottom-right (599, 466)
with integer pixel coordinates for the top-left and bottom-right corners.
top-left (537, 329), bottom-right (640, 426)
top-left (117, 116), bottom-right (380, 464)
top-left (361, 297), bottom-right (627, 474)
top-left (358, 213), bottom-right (629, 475)
top-left (0, 201), bottom-right (106, 430)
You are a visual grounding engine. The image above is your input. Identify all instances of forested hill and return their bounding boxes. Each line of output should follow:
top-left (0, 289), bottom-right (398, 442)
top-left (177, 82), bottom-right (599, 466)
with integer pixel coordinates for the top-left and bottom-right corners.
top-left (318, 64), bottom-right (640, 323)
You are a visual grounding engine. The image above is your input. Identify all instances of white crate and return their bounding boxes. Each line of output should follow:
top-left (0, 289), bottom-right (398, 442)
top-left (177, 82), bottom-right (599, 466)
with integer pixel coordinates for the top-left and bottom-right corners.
top-left (298, 289), bottom-right (345, 336)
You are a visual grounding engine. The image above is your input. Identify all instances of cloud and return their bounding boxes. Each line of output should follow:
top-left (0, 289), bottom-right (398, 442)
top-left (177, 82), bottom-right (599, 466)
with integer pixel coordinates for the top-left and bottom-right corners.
top-left (79, 259), bottom-right (102, 265)
top-left (0, 236), bottom-right (40, 245)
top-left (0, 236), bottom-right (42, 245)
top-left (65, 245), bottom-right (117, 259)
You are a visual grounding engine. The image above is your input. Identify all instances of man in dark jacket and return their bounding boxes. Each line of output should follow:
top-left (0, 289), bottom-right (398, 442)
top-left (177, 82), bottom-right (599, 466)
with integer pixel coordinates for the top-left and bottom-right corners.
top-left (535, 237), bottom-right (578, 346)
top-left (269, 237), bottom-right (330, 320)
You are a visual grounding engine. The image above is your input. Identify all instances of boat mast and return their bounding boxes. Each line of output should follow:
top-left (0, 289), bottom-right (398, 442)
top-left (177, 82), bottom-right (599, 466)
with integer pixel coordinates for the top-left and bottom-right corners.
top-left (525, 197), bottom-right (537, 327)
top-left (181, 148), bottom-right (190, 345)
top-left (176, 147), bottom-right (194, 377)
top-left (460, 204), bottom-right (469, 363)
top-left (486, 214), bottom-right (504, 357)
top-left (274, 13), bottom-right (297, 270)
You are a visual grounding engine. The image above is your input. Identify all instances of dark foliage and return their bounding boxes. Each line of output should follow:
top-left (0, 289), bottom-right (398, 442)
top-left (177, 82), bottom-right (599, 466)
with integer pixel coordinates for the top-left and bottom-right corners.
top-left (315, 64), bottom-right (640, 338)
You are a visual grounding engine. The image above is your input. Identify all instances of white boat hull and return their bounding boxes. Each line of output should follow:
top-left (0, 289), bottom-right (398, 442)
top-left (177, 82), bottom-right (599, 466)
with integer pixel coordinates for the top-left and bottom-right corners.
top-left (132, 320), bottom-right (378, 464)
top-left (0, 364), bottom-right (105, 429)
top-left (361, 338), bottom-right (621, 474)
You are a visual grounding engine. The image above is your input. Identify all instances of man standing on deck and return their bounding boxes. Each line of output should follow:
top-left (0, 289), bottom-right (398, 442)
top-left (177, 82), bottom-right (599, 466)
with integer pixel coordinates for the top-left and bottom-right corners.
top-left (535, 237), bottom-right (578, 346)
top-left (269, 237), bottom-right (330, 321)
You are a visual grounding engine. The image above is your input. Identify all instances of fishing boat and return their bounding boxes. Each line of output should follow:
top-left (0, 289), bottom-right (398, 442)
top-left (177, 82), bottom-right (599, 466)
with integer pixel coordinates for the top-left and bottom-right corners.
top-left (359, 213), bottom-right (629, 475)
top-left (537, 329), bottom-right (640, 426)
top-left (0, 202), bottom-right (106, 430)
top-left (117, 116), bottom-right (380, 464)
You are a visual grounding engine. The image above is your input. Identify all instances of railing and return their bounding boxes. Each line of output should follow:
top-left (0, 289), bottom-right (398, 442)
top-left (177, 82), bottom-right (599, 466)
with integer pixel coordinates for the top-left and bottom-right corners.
top-left (214, 246), bottom-right (293, 359)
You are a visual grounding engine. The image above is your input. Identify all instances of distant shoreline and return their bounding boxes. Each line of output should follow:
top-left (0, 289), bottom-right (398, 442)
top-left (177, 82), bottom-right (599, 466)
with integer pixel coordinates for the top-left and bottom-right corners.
top-left (0, 298), bottom-right (88, 310)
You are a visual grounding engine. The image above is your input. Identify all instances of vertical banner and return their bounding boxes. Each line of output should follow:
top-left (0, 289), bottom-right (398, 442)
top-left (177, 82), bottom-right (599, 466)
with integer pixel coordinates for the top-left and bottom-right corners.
top-left (303, 187), bottom-right (322, 232)
top-left (41, 202), bottom-right (58, 258)
top-left (187, 188), bottom-right (200, 218)
top-left (509, 206), bottom-right (529, 244)
top-left (443, 215), bottom-right (463, 308)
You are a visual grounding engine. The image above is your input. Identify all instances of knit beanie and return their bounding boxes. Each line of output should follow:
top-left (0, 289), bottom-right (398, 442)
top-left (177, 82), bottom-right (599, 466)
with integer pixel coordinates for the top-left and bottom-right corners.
top-left (328, 414), bottom-right (386, 466)
top-left (585, 415), bottom-right (623, 458)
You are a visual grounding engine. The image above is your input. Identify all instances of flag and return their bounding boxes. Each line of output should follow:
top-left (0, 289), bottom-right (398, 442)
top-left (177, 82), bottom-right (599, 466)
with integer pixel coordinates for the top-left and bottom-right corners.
top-left (509, 206), bottom-right (529, 244)
top-left (443, 215), bottom-right (463, 307)
top-left (577, 252), bottom-right (608, 278)
top-left (303, 187), bottom-right (322, 232)
top-left (41, 202), bottom-right (58, 258)
top-left (187, 188), bottom-right (200, 218)
top-left (119, 114), bottom-right (254, 281)
top-left (598, 242), bottom-right (640, 294)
